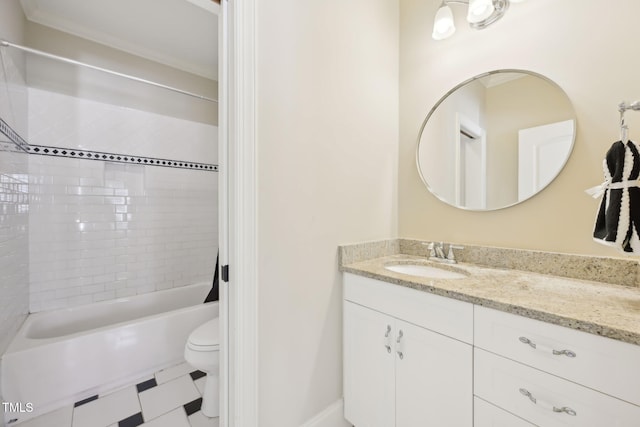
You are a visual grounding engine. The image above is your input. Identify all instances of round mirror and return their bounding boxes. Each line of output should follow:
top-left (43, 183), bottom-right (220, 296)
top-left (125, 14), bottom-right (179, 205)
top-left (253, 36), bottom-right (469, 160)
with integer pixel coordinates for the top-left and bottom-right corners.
top-left (417, 70), bottom-right (576, 211)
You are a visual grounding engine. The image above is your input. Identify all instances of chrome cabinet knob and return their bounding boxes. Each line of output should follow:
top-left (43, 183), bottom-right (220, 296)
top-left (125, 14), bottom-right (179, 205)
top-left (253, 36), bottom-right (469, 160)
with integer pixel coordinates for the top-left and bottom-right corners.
top-left (384, 325), bottom-right (392, 353)
top-left (396, 330), bottom-right (404, 360)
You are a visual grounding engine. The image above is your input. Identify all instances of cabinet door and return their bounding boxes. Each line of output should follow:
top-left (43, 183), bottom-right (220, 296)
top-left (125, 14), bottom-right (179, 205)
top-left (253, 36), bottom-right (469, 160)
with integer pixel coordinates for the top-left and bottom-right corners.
top-left (395, 319), bottom-right (472, 427)
top-left (344, 301), bottom-right (395, 427)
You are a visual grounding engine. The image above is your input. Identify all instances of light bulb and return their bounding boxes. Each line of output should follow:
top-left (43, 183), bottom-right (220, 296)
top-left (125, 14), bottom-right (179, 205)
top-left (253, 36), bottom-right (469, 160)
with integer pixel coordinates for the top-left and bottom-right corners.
top-left (432, 4), bottom-right (455, 40)
top-left (467, 0), bottom-right (494, 23)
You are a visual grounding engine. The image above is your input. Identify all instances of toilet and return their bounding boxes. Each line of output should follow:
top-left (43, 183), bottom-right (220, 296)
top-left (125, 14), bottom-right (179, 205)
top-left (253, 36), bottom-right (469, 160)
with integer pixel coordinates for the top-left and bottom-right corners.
top-left (184, 317), bottom-right (220, 418)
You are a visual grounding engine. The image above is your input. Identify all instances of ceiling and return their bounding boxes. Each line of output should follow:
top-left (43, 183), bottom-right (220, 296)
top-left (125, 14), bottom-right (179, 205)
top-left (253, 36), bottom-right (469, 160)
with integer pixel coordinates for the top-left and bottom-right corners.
top-left (482, 72), bottom-right (526, 88)
top-left (19, 0), bottom-right (219, 80)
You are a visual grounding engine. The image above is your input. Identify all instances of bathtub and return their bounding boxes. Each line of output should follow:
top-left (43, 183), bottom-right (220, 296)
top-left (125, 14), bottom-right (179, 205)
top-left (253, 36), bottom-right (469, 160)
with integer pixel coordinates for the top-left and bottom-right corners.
top-left (1, 282), bottom-right (217, 422)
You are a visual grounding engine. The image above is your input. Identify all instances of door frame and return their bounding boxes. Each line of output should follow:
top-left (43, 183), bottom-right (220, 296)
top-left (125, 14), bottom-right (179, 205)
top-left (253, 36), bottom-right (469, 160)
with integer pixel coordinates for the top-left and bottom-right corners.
top-left (454, 113), bottom-right (486, 209)
top-left (220, 0), bottom-right (259, 425)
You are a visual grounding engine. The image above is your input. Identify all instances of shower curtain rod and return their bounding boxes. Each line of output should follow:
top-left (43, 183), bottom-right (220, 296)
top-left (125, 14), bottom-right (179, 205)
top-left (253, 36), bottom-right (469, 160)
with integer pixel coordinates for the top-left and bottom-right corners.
top-left (0, 39), bottom-right (218, 103)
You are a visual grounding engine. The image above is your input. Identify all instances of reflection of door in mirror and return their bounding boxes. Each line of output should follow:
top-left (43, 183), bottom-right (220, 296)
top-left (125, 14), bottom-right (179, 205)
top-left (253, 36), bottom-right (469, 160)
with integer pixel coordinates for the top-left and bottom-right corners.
top-left (417, 70), bottom-right (577, 211)
top-left (455, 113), bottom-right (486, 209)
top-left (518, 119), bottom-right (574, 201)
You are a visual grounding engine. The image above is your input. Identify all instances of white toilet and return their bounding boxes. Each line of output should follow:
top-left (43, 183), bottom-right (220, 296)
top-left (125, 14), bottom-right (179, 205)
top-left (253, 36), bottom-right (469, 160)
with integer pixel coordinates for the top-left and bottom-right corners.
top-left (184, 317), bottom-right (220, 418)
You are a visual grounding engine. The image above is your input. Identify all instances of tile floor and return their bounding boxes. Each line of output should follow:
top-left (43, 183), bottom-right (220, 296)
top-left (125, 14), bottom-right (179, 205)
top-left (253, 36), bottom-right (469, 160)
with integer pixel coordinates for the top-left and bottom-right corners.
top-left (11, 362), bottom-right (219, 427)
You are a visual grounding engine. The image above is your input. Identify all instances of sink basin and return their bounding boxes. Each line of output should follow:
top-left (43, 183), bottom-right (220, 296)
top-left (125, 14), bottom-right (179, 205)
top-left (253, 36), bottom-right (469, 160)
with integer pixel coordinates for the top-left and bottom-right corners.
top-left (384, 263), bottom-right (467, 279)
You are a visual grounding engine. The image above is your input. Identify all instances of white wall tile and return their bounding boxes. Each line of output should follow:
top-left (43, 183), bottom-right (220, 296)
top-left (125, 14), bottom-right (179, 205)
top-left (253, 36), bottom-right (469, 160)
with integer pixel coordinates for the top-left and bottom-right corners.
top-left (28, 88), bottom-right (217, 164)
top-left (0, 49), bottom-right (29, 391)
top-left (27, 89), bottom-right (218, 312)
top-left (0, 49), bottom-right (28, 138)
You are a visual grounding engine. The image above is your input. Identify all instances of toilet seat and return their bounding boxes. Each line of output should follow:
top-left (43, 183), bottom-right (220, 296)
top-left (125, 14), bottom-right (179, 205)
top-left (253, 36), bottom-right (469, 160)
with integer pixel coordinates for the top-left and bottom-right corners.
top-left (187, 318), bottom-right (220, 352)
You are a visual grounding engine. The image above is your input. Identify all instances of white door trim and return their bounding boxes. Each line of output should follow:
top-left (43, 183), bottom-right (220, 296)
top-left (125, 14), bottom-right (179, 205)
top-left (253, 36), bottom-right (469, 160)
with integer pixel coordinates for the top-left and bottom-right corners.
top-left (218, 0), bottom-right (230, 425)
top-left (222, 0), bottom-right (259, 425)
top-left (454, 113), bottom-right (486, 209)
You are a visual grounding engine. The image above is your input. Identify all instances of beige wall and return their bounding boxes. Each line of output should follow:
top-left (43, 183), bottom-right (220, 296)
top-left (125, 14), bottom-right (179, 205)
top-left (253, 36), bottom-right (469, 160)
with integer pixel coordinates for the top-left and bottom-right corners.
top-left (25, 22), bottom-right (218, 125)
top-left (485, 75), bottom-right (574, 207)
top-left (256, 0), bottom-right (398, 424)
top-left (400, 0), bottom-right (638, 257)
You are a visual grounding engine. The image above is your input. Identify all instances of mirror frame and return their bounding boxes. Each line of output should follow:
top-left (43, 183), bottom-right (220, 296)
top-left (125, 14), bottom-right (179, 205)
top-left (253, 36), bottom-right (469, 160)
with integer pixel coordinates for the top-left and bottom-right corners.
top-left (416, 69), bottom-right (577, 211)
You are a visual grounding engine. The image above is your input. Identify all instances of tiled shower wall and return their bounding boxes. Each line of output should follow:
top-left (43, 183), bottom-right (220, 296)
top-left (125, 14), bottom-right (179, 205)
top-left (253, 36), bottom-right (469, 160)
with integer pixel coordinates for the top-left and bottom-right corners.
top-left (27, 88), bottom-right (218, 312)
top-left (0, 151), bottom-right (29, 349)
top-left (1, 50), bottom-right (218, 315)
top-left (29, 159), bottom-right (217, 312)
top-left (28, 87), bottom-right (216, 161)
top-left (0, 49), bottom-right (29, 355)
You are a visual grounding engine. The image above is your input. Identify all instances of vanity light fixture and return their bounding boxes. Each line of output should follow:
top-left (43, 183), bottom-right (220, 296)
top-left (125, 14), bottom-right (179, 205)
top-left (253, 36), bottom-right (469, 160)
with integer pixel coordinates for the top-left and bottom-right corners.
top-left (432, 0), bottom-right (524, 41)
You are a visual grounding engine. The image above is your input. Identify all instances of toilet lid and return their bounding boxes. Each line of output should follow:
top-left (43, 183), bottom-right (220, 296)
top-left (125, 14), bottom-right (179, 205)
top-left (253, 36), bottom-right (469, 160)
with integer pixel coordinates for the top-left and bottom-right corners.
top-left (187, 318), bottom-right (220, 351)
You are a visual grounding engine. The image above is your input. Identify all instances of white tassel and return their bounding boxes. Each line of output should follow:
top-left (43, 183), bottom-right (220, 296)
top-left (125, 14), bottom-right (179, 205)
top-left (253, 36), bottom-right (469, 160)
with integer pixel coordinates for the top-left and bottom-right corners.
top-left (615, 143), bottom-right (632, 251)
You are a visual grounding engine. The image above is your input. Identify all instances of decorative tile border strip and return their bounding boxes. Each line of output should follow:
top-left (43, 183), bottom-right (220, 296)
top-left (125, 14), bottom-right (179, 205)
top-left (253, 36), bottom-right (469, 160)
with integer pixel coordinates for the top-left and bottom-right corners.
top-left (0, 117), bottom-right (29, 152)
top-left (26, 144), bottom-right (218, 171)
top-left (0, 117), bottom-right (218, 172)
top-left (0, 140), bottom-right (26, 154)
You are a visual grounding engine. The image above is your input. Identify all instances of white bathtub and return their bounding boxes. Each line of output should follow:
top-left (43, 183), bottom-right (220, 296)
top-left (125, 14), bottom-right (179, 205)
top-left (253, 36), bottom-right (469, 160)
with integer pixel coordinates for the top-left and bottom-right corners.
top-left (1, 282), bottom-right (217, 422)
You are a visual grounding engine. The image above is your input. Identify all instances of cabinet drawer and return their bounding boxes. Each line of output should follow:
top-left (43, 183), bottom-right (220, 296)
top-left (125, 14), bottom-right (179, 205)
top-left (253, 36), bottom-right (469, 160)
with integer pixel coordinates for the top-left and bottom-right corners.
top-left (475, 348), bottom-right (640, 427)
top-left (344, 273), bottom-right (473, 343)
top-left (474, 397), bottom-right (536, 427)
top-left (474, 305), bottom-right (640, 406)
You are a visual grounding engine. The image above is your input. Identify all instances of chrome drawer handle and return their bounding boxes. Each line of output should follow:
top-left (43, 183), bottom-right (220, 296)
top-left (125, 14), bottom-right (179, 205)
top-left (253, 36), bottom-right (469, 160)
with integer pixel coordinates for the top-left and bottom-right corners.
top-left (519, 388), bottom-right (577, 416)
top-left (519, 336), bottom-right (576, 358)
top-left (555, 406), bottom-right (578, 416)
top-left (384, 325), bottom-right (392, 353)
top-left (396, 330), bottom-right (404, 360)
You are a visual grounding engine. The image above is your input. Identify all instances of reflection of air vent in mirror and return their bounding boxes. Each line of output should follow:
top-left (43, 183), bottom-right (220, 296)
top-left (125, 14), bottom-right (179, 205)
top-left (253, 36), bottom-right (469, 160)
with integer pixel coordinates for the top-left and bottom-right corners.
top-left (460, 129), bottom-right (477, 140)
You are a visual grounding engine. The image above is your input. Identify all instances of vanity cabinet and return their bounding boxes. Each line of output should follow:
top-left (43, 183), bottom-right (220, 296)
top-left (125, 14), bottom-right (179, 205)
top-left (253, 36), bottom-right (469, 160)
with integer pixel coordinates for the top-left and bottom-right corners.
top-left (474, 306), bottom-right (640, 427)
top-left (343, 273), bottom-right (473, 427)
top-left (343, 271), bottom-right (640, 426)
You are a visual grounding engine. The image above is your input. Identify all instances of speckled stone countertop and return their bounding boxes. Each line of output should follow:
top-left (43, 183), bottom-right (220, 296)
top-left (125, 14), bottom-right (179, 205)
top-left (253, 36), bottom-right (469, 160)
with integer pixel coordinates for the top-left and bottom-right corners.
top-left (339, 240), bottom-right (640, 346)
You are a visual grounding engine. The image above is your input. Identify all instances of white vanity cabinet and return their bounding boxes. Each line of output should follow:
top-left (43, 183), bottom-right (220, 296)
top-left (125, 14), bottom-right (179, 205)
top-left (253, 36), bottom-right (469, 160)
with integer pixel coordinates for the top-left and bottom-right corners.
top-left (343, 270), bottom-right (640, 426)
top-left (474, 306), bottom-right (640, 427)
top-left (343, 273), bottom-right (473, 427)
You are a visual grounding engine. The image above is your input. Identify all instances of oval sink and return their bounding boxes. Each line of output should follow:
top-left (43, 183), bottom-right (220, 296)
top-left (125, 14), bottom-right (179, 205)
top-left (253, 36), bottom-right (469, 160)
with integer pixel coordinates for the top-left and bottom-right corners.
top-left (384, 264), bottom-right (467, 279)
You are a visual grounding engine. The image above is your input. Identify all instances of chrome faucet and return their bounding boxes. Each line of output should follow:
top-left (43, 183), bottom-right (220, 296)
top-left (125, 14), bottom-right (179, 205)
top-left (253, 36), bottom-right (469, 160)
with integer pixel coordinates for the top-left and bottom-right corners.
top-left (434, 242), bottom-right (446, 259)
top-left (423, 242), bottom-right (464, 264)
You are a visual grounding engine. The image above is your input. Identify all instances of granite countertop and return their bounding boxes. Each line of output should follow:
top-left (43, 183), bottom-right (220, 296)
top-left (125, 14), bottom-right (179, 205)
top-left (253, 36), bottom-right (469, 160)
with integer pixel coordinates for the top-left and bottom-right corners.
top-left (341, 253), bottom-right (640, 346)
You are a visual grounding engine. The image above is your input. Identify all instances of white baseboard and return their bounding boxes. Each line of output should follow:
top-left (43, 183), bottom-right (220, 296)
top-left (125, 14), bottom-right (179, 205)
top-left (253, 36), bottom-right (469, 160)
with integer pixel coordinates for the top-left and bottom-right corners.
top-left (300, 399), bottom-right (351, 427)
